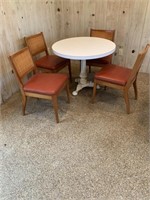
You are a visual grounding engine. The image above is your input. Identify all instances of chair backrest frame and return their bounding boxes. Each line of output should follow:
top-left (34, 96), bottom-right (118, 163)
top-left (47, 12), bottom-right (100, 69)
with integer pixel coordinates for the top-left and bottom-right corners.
top-left (24, 32), bottom-right (48, 56)
top-left (9, 47), bottom-right (37, 87)
top-left (90, 29), bottom-right (115, 63)
top-left (90, 29), bottom-right (115, 41)
top-left (126, 44), bottom-right (150, 87)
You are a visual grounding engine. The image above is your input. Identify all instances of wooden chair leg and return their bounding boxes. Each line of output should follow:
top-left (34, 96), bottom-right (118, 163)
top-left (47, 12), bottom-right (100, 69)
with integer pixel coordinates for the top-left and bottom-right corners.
top-left (133, 79), bottom-right (138, 100)
top-left (66, 82), bottom-right (70, 103)
top-left (91, 81), bottom-right (97, 103)
top-left (68, 60), bottom-right (72, 82)
top-left (123, 89), bottom-right (130, 114)
top-left (22, 95), bottom-right (27, 115)
top-left (52, 96), bottom-right (59, 123)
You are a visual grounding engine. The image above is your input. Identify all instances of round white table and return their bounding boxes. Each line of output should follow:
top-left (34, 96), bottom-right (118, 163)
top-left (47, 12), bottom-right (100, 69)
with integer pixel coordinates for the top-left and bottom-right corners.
top-left (52, 37), bottom-right (116, 95)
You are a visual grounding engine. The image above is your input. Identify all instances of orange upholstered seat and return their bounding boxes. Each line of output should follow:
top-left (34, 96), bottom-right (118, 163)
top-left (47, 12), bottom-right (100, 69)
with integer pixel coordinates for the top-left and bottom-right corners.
top-left (35, 55), bottom-right (68, 70)
top-left (92, 44), bottom-right (150, 114)
top-left (24, 32), bottom-right (72, 81)
top-left (87, 29), bottom-right (115, 73)
top-left (95, 65), bottom-right (131, 86)
top-left (9, 47), bottom-right (70, 123)
top-left (24, 73), bottom-right (68, 95)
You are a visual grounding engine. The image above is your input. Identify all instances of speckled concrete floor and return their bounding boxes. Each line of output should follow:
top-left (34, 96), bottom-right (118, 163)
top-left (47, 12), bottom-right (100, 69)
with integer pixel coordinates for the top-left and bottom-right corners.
top-left (0, 71), bottom-right (149, 200)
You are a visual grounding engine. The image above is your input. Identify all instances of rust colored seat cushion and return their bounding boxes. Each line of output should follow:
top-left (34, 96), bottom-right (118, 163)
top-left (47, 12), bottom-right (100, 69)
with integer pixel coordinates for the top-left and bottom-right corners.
top-left (24, 73), bottom-right (68, 95)
top-left (35, 55), bottom-right (69, 70)
top-left (87, 56), bottom-right (111, 66)
top-left (95, 64), bottom-right (132, 86)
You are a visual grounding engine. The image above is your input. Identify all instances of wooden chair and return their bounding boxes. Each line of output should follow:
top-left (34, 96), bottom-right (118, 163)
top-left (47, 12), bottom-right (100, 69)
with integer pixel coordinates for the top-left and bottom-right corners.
top-left (9, 47), bottom-right (70, 123)
top-left (24, 32), bottom-right (72, 81)
top-left (87, 29), bottom-right (115, 73)
top-left (92, 44), bottom-right (150, 113)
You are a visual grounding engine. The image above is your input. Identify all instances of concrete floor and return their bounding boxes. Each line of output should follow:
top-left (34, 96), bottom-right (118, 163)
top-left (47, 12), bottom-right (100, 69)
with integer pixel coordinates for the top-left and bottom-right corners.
top-left (0, 72), bottom-right (149, 200)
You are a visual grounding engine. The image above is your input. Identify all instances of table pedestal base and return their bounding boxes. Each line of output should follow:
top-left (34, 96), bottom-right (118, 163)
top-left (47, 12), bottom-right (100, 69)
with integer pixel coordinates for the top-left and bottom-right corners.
top-left (72, 60), bottom-right (100, 95)
top-left (72, 81), bottom-right (94, 96)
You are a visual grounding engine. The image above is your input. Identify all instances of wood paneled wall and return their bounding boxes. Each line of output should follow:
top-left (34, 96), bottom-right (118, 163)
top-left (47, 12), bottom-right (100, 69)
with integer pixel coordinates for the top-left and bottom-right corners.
top-left (0, 0), bottom-right (150, 103)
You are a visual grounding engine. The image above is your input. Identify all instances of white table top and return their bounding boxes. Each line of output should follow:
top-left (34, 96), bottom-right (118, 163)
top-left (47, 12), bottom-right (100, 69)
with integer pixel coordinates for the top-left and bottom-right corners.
top-left (52, 37), bottom-right (116, 60)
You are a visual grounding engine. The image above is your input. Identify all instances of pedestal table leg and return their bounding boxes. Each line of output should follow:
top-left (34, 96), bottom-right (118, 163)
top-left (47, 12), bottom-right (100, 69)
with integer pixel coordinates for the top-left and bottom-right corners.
top-left (72, 60), bottom-right (89, 95)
